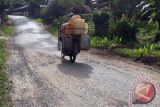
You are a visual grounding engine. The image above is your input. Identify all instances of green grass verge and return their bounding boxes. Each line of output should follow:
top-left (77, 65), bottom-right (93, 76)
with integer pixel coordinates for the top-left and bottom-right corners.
top-left (0, 40), bottom-right (8, 107)
top-left (113, 48), bottom-right (141, 60)
top-left (0, 25), bottom-right (14, 36)
top-left (33, 18), bottom-right (43, 23)
top-left (91, 36), bottom-right (122, 48)
top-left (47, 24), bottom-right (59, 37)
top-left (113, 46), bottom-right (160, 64)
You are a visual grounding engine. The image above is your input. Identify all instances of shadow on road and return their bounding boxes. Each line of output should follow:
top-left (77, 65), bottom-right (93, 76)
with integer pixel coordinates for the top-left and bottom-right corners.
top-left (57, 59), bottom-right (93, 79)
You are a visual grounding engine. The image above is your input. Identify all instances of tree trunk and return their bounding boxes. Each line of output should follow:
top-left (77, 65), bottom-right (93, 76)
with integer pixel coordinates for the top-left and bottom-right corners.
top-left (1, 0), bottom-right (5, 25)
top-left (1, 12), bottom-right (4, 25)
top-left (158, 19), bottom-right (160, 30)
top-left (155, 19), bottom-right (160, 42)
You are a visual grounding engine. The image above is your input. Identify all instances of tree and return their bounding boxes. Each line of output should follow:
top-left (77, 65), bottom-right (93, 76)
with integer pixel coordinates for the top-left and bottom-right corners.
top-left (93, 12), bottom-right (110, 36)
top-left (92, 0), bottom-right (140, 19)
top-left (109, 0), bottom-right (119, 19)
top-left (28, 0), bottom-right (41, 18)
top-left (0, 0), bottom-right (5, 25)
top-left (137, 0), bottom-right (160, 29)
top-left (85, 0), bottom-right (91, 5)
top-left (137, 0), bottom-right (160, 42)
top-left (48, 0), bottom-right (85, 13)
top-left (0, 0), bottom-right (12, 25)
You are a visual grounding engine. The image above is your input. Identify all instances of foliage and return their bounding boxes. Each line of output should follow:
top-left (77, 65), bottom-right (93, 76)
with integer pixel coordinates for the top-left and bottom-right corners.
top-left (81, 14), bottom-right (95, 35)
top-left (28, 1), bottom-right (40, 18)
top-left (81, 14), bottom-right (93, 22)
top-left (0, 24), bottom-right (14, 36)
top-left (0, 40), bottom-right (8, 107)
top-left (136, 21), bottom-right (158, 45)
top-left (94, 0), bottom-right (140, 19)
top-left (155, 32), bottom-right (160, 42)
top-left (114, 43), bottom-right (160, 62)
top-left (93, 12), bottom-right (110, 37)
top-left (40, 3), bottom-right (65, 23)
top-left (133, 44), bottom-right (155, 56)
top-left (48, 0), bottom-right (85, 13)
top-left (40, 8), bottom-right (52, 23)
top-left (110, 15), bottom-right (138, 44)
top-left (72, 4), bottom-right (91, 14)
top-left (91, 36), bottom-right (122, 48)
top-left (33, 18), bottom-right (43, 23)
top-left (137, 0), bottom-right (160, 29)
top-left (47, 24), bottom-right (59, 36)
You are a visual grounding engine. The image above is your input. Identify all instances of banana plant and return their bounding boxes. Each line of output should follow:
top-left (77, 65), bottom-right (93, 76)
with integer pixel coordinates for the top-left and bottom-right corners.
top-left (137, 0), bottom-right (160, 29)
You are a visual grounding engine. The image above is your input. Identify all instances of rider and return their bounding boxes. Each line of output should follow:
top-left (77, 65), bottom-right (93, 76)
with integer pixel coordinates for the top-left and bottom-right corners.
top-left (59, 13), bottom-right (74, 40)
top-left (67, 13), bottom-right (81, 53)
top-left (59, 13), bottom-right (81, 53)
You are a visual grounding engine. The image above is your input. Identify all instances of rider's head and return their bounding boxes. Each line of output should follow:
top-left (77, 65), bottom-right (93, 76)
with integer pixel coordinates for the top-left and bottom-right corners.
top-left (68, 13), bottom-right (74, 19)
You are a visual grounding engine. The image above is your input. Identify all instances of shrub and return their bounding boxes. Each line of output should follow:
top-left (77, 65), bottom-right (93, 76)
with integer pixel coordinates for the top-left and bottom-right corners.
top-left (52, 16), bottom-right (68, 26)
top-left (28, 1), bottom-right (40, 18)
top-left (41, 3), bottom-right (65, 24)
top-left (155, 32), bottom-right (160, 42)
top-left (133, 44), bottom-right (155, 57)
top-left (81, 14), bottom-right (93, 22)
top-left (72, 5), bottom-right (91, 14)
top-left (110, 15), bottom-right (138, 44)
top-left (91, 36), bottom-right (122, 48)
top-left (41, 8), bottom-right (52, 23)
top-left (93, 12), bottom-right (110, 37)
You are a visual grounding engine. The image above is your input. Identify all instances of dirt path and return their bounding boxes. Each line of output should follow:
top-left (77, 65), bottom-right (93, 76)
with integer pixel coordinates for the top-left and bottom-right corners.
top-left (7, 15), bottom-right (160, 107)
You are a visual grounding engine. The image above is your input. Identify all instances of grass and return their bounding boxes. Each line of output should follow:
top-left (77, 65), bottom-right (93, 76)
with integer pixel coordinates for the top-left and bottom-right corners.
top-left (113, 48), bottom-right (142, 60)
top-left (47, 24), bottom-right (59, 36)
top-left (91, 36), bottom-right (122, 48)
top-left (113, 43), bottom-right (160, 64)
top-left (0, 25), bottom-right (14, 36)
top-left (33, 18), bottom-right (43, 23)
top-left (0, 20), bottom-right (14, 106)
top-left (0, 40), bottom-right (8, 107)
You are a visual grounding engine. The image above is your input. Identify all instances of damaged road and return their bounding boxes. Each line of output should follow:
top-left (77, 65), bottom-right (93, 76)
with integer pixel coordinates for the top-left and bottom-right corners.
top-left (7, 15), bottom-right (160, 107)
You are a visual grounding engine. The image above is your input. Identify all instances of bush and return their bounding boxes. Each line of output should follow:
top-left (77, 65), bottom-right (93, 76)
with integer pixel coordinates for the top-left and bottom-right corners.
top-left (72, 5), bottom-right (91, 14)
top-left (28, 1), bottom-right (40, 18)
top-left (47, 24), bottom-right (59, 36)
top-left (0, 40), bottom-right (8, 106)
top-left (81, 14), bottom-right (93, 22)
top-left (41, 8), bottom-right (52, 23)
top-left (155, 33), bottom-right (160, 42)
top-left (91, 36), bottom-right (122, 48)
top-left (81, 14), bottom-right (95, 36)
top-left (93, 12), bottom-right (110, 37)
top-left (110, 15), bottom-right (138, 44)
top-left (41, 4), bottom-right (65, 24)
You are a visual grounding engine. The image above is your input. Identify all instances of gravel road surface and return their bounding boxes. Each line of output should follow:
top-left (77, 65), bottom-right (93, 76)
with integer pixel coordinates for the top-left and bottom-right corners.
top-left (7, 15), bottom-right (160, 107)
